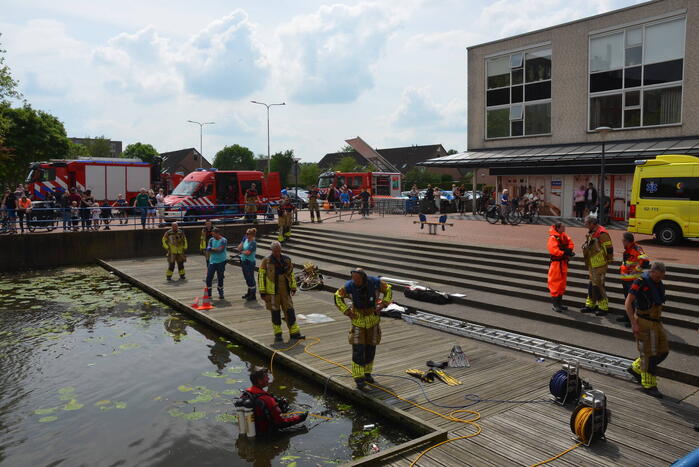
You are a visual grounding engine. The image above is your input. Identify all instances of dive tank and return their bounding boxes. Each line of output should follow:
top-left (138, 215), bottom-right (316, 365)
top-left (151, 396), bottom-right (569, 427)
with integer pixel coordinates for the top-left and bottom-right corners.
top-left (236, 405), bottom-right (248, 435)
top-left (243, 407), bottom-right (255, 437)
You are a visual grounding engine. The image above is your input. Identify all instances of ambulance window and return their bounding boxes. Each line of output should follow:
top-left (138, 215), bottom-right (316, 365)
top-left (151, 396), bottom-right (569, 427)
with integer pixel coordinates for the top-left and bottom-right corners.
top-left (640, 177), bottom-right (697, 200)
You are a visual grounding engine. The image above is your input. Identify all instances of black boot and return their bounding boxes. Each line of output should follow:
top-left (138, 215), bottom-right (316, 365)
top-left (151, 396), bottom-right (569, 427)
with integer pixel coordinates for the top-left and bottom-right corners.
top-left (246, 289), bottom-right (256, 301)
top-left (274, 334), bottom-right (283, 343)
top-left (355, 378), bottom-right (366, 389)
top-left (207, 288), bottom-right (212, 299)
top-left (552, 296), bottom-right (564, 313)
top-left (290, 333), bottom-right (305, 340)
top-left (364, 374), bottom-right (375, 384)
top-left (217, 287), bottom-right (224, 300)
top-left (559, 296), bottom-right (569, 311)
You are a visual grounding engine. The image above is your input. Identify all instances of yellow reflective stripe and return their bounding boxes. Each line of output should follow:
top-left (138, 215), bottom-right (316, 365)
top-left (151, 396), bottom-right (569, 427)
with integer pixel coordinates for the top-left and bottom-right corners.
top-left (381, 282), bottom-right (393, 304)
top-left (258, 265), bottom-right (268, 294)
top-left (334, 288), bottom-right (349, 314)
top-left (289, 262), bottom-right (297, 290)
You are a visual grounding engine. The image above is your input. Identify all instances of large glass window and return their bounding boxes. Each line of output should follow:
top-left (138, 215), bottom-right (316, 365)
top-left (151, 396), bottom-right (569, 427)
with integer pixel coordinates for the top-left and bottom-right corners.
top-left (640, 177), bottom-right (699, 200)
top-left (588, 16), bottom-right (685, 130)
top-left (485, 46), bottom-right (551, 139)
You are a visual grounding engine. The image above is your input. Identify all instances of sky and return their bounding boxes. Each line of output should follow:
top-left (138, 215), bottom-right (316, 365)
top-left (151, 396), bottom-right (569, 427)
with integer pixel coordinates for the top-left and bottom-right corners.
top-left (2, 0), bottom-right (644, 163)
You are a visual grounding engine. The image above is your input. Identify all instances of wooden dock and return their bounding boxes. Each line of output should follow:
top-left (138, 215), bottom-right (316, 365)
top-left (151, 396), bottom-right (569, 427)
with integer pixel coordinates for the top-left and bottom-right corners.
top-left (101, 256), bottom-right (699, 466)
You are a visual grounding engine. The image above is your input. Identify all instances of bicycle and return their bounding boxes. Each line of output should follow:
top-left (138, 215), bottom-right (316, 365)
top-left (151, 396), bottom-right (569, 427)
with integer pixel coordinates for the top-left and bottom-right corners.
top-left (521, 203), bottom-right (541, 224)
top-left (294, 262), bottom-right (324, 291)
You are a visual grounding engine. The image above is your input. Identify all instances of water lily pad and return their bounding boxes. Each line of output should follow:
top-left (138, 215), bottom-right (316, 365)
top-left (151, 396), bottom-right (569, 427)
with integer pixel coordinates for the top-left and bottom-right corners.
top-left (201, 371), bottom-right (225, 378)
top-left (168, 408), bottom-right (184, 418)
top-left (225, 379), bottom-right (241, 385)
top-left (39, 416), bottom-right (58, 423)
top-left (178, 385), bottom-right (194, 392)
top-left (281, 456), bottom-right (300, 461)
top-left (118, 343), bottom-right (140, 350)
top-left (216, 413), bottom-right (237, 423)
top-left (188, 394), bottom-right (213, 404)
top-left (63, 399), bottom-right (84, 411)
top-left (115, 401), bottom-right (127, 409)
top-left (58, 386), bottom-right (75, 395)
top-left (278, 386), bottom-right (287, 390)
top-left (337, 403), bottom-right (352, 412)
top-left (182, 411), bottom-right (206, 421)
top-left (34, 407), bottom-right (58, 415)
top-left (95, 400), bottom-right (111, 406)
top-left (227, 366), bottom-right (245, 373)
top-left (221, 389), bottom-right (238, 396)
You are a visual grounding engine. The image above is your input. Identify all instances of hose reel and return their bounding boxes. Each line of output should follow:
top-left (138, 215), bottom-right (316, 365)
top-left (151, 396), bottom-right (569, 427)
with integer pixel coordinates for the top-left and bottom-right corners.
top-left (570, 389), bottom-right (610, 446)
top-left (549, 362), bottom-right (584, 405)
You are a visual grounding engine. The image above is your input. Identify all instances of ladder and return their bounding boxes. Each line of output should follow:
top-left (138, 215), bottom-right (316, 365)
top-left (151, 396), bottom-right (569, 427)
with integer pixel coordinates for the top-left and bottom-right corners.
top-left (401, 309), bottom-right (634, 379)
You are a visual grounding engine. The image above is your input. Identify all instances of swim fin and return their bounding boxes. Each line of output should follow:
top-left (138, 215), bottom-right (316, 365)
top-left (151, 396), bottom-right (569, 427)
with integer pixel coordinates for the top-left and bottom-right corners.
top-left (406, 368), bottom-right (435, 383)
top-left (432, 369), bottom-right (462, 386)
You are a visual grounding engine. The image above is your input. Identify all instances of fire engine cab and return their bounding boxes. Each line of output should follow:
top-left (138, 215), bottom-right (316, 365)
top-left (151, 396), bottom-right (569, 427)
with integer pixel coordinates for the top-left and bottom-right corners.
top-left (25, 158), bottom-right (176, 202)
top-left (163, 169), bottom-right (281, 222)
top-left (317, 171), bottom-right (402, 197)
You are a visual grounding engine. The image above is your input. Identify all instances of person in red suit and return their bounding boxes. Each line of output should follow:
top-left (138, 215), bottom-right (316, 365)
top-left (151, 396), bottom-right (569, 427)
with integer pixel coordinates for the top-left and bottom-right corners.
top-left (547, 222), bottom-right (575, 312)
top-left (243, 367), bottom-right (307, 435)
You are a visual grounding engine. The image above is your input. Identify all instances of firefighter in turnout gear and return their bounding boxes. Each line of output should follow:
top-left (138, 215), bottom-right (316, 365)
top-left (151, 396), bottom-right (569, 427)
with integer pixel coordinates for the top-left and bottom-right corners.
top-left (244, 183), bottom-right (261, 223)
top-left (258, 241), bottom-right (304, 343)
top-left (162, 222), bottom-right (187, 280)
top-left (625, 262), bottom-right (669, 398)
top-left (199, 220), bottom-right (214, 265)
top-left (547, 222), bottom-right (575, 312)
top-left (334, 268), bottom-right (393, 389)
top-left (277, 197), bottom-right (296, 242)
top-left (581, 215), bottom-right (614, 316)
top-left (307, 185), bottom-right (322, 223)
top-left (618, 232), bottom-right (650, 326)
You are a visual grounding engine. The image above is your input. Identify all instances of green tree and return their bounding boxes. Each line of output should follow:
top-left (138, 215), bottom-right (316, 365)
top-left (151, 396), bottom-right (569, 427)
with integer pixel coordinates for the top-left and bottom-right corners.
top-left (270, 149), bottom-right (295, 186)
top-left (402, 168), bottom-right (442, 191)
top-left (299, 162), bottom-right (321, 187)
top-left (339, 144), bottom-right (354, 153)
top-left (67, 141), bottom-right (90, 159)
top-left (333, 155), bottom-right (362, 172)
top-left (0, 104), bottom-right (69, 189)
top-left (213, 144), bottom-right (255, 170)
top-left (447, 149), bottom-right (459, 155)
top-left (124, 142), bottom-right (159, 164)
top-left (82, 136), bottom-right (112, 158)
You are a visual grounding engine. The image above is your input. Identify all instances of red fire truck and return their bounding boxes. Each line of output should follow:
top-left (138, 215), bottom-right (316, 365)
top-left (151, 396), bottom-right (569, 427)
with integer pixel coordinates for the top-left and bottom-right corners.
top-left (25, 157), bottom-right (181, 202)
top-left (317, 171), bottom-right (402, 197)
top-left (163, 169), bottom-right (281, 222)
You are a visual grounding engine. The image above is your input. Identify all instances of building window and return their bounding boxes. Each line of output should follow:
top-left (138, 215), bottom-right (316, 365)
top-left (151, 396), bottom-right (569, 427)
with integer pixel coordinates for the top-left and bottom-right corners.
top-left (588, 16), bottom-right (685, 130)
top-left (486, 46), bottom-right (551, 139)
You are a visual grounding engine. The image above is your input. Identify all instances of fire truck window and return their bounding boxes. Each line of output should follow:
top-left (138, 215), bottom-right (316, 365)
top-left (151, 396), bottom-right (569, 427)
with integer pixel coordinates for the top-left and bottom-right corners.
top-left (43, 169), bottom-right (56, 181)
top-left (337, 176), bottom-right (345, 187)
top-left (352, 176), bottom-right (362, 189)
top-left (196, 183), bottom-right (213, 198)
top-left (375, 176), bottom-right (390, 196)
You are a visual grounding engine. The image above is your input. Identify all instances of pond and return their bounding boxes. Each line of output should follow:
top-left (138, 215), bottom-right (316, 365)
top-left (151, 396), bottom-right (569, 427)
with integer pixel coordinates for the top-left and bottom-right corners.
top-left (0, 267), bottom-right (411, 466)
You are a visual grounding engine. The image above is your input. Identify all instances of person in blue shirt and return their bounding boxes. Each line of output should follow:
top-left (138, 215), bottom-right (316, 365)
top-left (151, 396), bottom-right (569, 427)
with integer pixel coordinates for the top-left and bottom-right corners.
top-left (339, 188), bottom-right (351, 210)
top-left (237, 227), bottom-right (258, 301)
top-left (205, 227), bottom-right (228, 299)
top-left (281, 187), bottom-right (288, 198)
top-left (499, 188), bottom-right (510, 224)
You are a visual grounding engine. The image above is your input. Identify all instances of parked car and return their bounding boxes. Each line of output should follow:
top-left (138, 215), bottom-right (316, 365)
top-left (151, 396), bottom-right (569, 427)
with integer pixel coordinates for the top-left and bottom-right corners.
top-left (286, 191), bottom-right (308, 209)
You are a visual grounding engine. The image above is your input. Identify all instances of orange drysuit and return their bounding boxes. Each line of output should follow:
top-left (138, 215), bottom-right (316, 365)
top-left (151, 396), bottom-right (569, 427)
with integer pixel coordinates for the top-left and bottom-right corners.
top-left (547, 226), bottom-right (574, 297)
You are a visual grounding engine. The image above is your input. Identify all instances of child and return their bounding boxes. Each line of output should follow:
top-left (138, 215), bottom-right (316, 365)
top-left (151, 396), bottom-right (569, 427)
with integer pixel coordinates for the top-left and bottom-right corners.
top-left (340, 188), bottom-right (351, 210)
top-left (70, 201), bottom-right (80, 231)
top-left (100, 200), bottom-right (112, 230)
top-left (91, 201), bottom-right (101, 230)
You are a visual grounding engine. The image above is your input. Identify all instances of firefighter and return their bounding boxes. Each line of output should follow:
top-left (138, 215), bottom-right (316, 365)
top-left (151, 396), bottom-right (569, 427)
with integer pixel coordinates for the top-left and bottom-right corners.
top-left (241, 366), bottom-right (307, 435)
top-left (307, 185), bottom-right (322, 223)
top-left (162, 221), bottom-right (187, 280)
top-left (258, 241), bottom-right (304, 343)
top-left (199, 220), bottom-right (214, 265)
top-left (244, 183), bottom-right (261, 223)
top-left (625, 262), bottom-right (668, 398)
top-left (277, 197), bottom-right (296, 242)
top-left (334, 268), bottom-right (393, 389)
top-left (547, 222), bottom-right (575, 312)
top-left (619, 232), bottom-right (650, 327)
top-left (581, 215), bottom-right (614, 316)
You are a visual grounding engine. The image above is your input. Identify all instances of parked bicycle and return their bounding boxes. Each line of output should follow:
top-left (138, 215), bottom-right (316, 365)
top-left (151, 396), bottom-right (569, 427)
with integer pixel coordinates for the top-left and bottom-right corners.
top-left (520, 202), bottom-right (541, 224)
top-left (294, 262), bottom-right (324, 291)
top-left (485, 202), bottom-right (522, 225)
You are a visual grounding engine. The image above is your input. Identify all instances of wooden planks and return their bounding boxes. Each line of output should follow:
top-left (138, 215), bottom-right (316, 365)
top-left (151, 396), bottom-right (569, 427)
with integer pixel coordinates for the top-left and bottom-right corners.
top-left (103, 256), bottom-right (699, 466)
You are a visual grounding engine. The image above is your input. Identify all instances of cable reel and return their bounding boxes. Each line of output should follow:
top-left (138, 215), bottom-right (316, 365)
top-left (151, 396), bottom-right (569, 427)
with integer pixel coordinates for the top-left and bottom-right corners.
top-left (549, 362), bottom-right (583, 405)
top-left (570, 389), bottom-right (610, 446)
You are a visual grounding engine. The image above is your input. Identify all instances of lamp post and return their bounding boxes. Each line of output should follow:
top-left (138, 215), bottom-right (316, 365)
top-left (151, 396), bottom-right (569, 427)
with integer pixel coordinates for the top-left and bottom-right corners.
top-left (292, 157), bottom-right (301, 222)
top-left (250, 101), bottom-right (286, 174)
top-left (593, 126), bottom-right (612, 225)
top-left (187, 120), bottom-right (215, 168)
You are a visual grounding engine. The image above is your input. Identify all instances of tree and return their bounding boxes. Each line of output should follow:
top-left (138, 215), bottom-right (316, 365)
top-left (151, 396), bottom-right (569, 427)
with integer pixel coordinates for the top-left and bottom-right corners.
top-left (270, 149), bottom-right (295, 186)
top-left (447, 149), bottom-right (459, 155)
top-left (213, 144), bottom-right (255, 170)
top-left (339, 144), bottom-right (354, 153)
top-left (124, 142), bottom-right (159, 164)
top-left (82, 136), bottom-right (112, 158)
top-left (0, 35), bottom-right (21, 104)
top-left (333, 156), bottom-right (362, 172)
top-left (0, 104), bottom-right (69, 190)
top-left (402, 168), bottom-right (442, 191)
top-left (299, 163), bottom-right (321, 187)
top-left (67, 141), bottom-right (90, 159)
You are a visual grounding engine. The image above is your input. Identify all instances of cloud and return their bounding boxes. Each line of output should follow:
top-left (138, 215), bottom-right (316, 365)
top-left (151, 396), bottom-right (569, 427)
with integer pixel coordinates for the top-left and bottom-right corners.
top-left (276, 2), bottom-right (405, 105)
top-left (390, 86), bottom-right (465, 133)
top-left (91, 10), bottom-right (267, 101)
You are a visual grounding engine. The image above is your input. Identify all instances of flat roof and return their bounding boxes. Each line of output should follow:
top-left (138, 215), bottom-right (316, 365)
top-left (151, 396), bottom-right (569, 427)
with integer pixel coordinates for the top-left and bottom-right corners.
top-left (467, 0), bottom-right (660, 50)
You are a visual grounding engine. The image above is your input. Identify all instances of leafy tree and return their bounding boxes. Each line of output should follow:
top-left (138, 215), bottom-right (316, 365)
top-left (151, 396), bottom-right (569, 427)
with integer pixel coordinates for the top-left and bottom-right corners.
top-left (0, 104), bottom-right (69, 190)
top-left (299, 162), bottom-right (321, 187)
top-left (67, 141), bottom-right (90, 159)
top-left (402, 168), bottom-right (442, 191)
top-left (447, 149), bottom-right (459, 155)
top-left (333, 156), bottom-right (362, 172)
top-left (124, 142), bottom-right (159, 164)
top-left (270, 149), bottom-right (295, 186)
top-left (82, 136), bottom-right (112, 158)
top-left (213, 144), bottom-right (255, 170)
top-left (339, 144), bottom-right (354, 153)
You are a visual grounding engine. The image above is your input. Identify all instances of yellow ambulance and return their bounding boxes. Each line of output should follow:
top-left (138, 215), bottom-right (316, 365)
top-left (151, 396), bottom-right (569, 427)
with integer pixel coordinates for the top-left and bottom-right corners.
top-left (627, 155), bottom-right (699, 245)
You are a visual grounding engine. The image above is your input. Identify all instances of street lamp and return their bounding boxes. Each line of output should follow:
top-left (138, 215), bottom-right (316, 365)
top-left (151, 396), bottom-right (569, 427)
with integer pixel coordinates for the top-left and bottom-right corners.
top-left (250, 101), bottom-right (286, 173)
top-left (187, 120), bottom-right (215, 168)
top-left (593, 126), bottom-right (612, 225)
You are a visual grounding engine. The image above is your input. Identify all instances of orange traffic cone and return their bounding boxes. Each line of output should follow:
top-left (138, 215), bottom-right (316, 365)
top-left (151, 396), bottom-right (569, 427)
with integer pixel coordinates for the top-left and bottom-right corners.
top-left (192, 287), bottom-right (214, 311)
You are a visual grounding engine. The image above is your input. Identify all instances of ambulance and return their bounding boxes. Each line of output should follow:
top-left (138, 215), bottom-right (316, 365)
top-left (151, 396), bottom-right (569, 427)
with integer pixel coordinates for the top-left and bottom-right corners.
top-left (627, 154), bottom-right (699, 245)
top-left (163, 169), bottom-right (281, 223)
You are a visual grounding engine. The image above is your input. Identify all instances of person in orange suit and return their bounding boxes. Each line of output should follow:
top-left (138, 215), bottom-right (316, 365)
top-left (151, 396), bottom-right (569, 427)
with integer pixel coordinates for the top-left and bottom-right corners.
top-left (547, 222), bottom-right (575, 312)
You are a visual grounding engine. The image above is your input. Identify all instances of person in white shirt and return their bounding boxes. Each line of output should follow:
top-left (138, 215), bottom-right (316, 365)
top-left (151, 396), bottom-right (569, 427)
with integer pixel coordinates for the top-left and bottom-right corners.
top-left (156, 188), bottom-right (166, 224)
top-left (91, 202), bottom-right (101, 231)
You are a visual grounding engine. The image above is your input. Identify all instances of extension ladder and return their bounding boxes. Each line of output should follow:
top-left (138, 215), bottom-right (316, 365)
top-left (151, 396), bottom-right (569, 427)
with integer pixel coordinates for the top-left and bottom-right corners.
top-left (401, 310), bottom-right (634, 379)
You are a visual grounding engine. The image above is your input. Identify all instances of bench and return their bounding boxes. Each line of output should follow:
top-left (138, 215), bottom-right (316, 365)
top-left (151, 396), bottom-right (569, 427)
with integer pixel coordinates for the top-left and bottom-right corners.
top-left (413, 214), bottom-right (453, 234)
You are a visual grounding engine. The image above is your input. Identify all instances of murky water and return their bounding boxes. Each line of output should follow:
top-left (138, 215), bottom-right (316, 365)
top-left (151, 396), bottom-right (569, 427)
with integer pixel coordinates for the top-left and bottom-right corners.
top-left (0, 267), bottom-right (410, 466)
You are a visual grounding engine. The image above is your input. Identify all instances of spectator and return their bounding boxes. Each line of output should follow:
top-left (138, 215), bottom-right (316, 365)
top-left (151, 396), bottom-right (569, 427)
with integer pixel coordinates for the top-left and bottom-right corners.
top-left (147, 189), bottom-right (157, 228)
top-left (2, 189), bottom-right (17, 233)
top-left (459, 184), bottom-right (467, 215)
top-left (91, 201), bottom-right (101, 231)
top-left (16, 193), bottom-right (32, 234)
top-left (80, 190), bottom-right (94, 231)
top-left (574, 185), bottom-right (586, 220)
top-left (355, 187), bottom-right (372, 218)
top-left (67, 187), bottom-right (82, 206)
top-left (133, 188), bottom-right (151, 229)
top-left (156, 188), bottom-right (166, 225)
top-left (499, 188), bottom-right (510, 224)
top-left (113, 194), bottom-right (128, 224)
top-left (408, 184), bottom-right (419, 199)
top-left (205, 227), bottom-right (228, 299)
top-left (326, 183), bottom-right (338, 212)
top-left (59, 190), bottom-right (71, 231)
top-left (238, 227), bottom-right (258, 301)
top-left (585, 182), bottom-right (598, 216)
top-left (424, 184), bottom-right (435, 213)
top-left (434, 186), bottom-right (442, 212)
top-left (339, 187), bottom-right (351, 210)
top-left (100, 200), bottom-right (112, 230)
top-left (70, 201), bottom-right (80, 231)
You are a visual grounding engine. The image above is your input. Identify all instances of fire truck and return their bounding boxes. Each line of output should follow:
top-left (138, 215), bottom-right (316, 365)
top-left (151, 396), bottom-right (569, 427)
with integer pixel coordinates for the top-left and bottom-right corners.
top-left (317, 171), bottom-right (402, 197)
top-left (25, 157), bottom-right (181, 202)
top-left (163, 169), bottom-right (281, 222)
